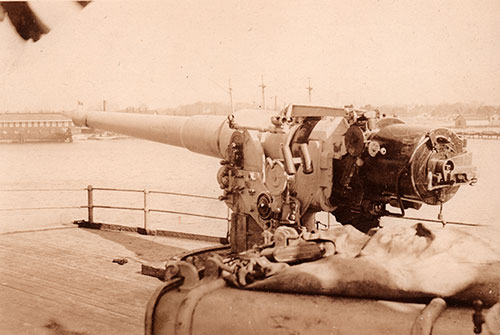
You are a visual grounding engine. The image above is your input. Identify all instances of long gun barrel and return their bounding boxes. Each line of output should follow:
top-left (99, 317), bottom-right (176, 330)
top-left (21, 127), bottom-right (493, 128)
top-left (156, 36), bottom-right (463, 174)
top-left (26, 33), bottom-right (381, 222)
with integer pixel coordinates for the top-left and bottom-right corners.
top-left (69, 110), bottom-right (232, 158)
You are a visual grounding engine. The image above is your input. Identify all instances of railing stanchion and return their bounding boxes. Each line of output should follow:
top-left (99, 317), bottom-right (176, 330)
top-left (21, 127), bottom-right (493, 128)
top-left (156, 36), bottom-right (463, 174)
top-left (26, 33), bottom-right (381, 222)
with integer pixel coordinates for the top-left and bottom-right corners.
top-left (227, 208), bottom-right (231, 236)
top-left (87, 185), bottom-right (94, 224)
top-left (144, 188), bottom-right (149, 230)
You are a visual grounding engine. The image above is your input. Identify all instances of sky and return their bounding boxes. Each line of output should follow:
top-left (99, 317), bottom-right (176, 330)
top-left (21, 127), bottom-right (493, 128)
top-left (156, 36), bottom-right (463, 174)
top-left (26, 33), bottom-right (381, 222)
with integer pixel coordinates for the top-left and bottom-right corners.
top-left (1, 0), bottom-right (499, 111)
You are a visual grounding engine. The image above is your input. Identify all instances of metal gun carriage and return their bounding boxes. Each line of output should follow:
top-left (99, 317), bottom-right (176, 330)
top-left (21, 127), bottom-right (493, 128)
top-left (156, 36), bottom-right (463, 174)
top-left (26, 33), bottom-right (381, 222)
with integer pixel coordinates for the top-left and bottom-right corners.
top-left (68, 105), bottom-right (500, 335)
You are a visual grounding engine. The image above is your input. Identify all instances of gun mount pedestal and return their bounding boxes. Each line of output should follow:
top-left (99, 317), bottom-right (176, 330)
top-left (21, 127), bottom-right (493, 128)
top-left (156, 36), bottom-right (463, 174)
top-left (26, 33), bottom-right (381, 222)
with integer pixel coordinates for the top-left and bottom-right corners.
top-left (230, 213), bottom-right (264, 253)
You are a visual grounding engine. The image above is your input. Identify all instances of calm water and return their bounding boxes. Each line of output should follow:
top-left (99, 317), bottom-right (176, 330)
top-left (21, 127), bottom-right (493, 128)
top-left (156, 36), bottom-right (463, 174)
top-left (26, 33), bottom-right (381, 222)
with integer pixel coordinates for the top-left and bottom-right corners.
top-left (0, 138), bottom-right (227, 235)
top-left (1, 138), bottom-right (499, 234)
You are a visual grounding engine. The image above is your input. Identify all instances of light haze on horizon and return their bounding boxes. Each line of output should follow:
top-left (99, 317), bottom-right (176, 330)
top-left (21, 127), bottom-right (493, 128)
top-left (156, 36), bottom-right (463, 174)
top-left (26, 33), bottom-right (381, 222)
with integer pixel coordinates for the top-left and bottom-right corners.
top-left (1, 0), bottom-right (499, 112)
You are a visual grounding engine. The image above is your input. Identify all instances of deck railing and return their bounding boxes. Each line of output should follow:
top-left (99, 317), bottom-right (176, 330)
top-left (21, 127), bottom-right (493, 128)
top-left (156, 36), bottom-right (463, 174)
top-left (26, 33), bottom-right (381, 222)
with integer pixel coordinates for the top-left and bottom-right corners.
top-left (0, 188), bottom-right (84, 211)
top-left (0, 186), bottom-right (230, 243)
top-left (86, 185), bottom-right (230, 229)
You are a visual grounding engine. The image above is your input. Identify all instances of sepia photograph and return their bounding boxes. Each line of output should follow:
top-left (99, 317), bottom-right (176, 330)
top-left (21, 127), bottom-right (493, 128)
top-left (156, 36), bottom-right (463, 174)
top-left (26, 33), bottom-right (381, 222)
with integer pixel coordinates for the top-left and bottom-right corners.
top-left (1, 1), bottom-right (499, 334)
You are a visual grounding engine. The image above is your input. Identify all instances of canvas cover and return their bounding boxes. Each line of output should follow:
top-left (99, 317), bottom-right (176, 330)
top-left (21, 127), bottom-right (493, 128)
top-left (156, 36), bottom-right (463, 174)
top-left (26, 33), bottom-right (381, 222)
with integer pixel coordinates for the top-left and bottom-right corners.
top-left (234, 223), bottom-right (500, 306)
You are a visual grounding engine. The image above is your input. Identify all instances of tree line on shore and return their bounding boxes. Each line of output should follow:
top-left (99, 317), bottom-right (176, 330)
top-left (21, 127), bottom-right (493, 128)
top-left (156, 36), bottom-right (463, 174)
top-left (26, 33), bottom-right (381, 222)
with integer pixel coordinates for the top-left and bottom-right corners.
top-left (3, 101), bottom-right (498, 120)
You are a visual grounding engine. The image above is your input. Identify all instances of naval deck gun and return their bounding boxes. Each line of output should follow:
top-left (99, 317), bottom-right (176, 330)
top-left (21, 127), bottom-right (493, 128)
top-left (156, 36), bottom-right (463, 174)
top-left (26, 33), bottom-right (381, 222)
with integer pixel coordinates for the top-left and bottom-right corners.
top-left (69, 104), bottom-right (476, 251)
top-left (67, 105), bottom-right (500, 335)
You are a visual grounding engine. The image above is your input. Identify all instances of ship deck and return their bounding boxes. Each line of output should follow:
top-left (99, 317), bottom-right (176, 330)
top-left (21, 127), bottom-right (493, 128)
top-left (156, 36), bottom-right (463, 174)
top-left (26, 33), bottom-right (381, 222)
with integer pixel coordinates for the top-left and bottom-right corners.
top-left (0, 224), bottom-right (216, 334)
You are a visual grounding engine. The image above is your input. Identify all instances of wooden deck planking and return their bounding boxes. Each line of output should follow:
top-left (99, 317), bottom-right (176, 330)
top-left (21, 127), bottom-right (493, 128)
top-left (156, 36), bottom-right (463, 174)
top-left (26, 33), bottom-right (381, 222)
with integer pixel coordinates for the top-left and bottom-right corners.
top-left (0, 275), bottom-right (141, 334)
top-left (0, 226), bottom-right (194, 334)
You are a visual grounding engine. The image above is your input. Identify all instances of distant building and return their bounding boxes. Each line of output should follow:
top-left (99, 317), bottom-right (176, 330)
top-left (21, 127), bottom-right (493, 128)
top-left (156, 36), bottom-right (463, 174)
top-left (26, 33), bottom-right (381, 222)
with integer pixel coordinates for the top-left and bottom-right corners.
top-left (489, 114), bottom-right (500, 126)
top-left (0, 113), bottom-right (73, 143)
top-left (454, 114), bottom-right (467, 128)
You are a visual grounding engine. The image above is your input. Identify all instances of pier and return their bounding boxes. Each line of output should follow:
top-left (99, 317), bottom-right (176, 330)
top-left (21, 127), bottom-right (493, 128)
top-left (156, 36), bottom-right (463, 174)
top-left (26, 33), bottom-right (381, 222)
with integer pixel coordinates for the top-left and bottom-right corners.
top-left (456, 130), bottom-right (500, 139)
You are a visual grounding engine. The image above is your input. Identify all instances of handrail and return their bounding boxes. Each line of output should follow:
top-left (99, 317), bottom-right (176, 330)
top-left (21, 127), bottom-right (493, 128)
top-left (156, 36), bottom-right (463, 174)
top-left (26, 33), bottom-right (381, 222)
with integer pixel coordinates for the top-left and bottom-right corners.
top-left (85, 185), bottom-right (229, 229)
top-left (92, 187), bottom-right (219, 200)
top-left (1, 186), bottom-right (230, 239)
top-left (149, 190), bottom-right (219, 200)
top-left (0, 206), bottom-right (85, 211)
top-left (0, 188), bottom-right (85, 211)
top-left (93, 205), bottom-right (144, 211)
top-left (149, 209), bottom-right (226, 221)
top-left (92, 187), bottom-right (144, 193)
top-left (89, 205), bottom-right (227, 221)
top-left (0, 188), bottom-right (85, 192)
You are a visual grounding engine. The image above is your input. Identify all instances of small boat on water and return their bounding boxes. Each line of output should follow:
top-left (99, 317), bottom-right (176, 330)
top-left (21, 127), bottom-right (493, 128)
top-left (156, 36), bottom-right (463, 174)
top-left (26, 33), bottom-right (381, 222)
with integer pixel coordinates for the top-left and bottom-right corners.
top-left (87, 132), bottom-right (128, 140)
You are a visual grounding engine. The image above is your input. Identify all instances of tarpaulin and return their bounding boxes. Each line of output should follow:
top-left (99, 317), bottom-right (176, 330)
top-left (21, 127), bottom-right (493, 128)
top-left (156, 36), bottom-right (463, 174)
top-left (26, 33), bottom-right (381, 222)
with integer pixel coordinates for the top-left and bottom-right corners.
top-left (242, 224), bottom-right (500, 306)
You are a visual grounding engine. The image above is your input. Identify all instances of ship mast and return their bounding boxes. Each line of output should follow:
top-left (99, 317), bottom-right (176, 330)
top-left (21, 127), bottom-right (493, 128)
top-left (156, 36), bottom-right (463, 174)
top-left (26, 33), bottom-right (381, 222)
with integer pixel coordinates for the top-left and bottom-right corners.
top-left (259, 75), bottom-right (266, 109)
top-left (228, 79), bottom-right (234, 114)
top-left (306, 77), bottom-right (313, 102)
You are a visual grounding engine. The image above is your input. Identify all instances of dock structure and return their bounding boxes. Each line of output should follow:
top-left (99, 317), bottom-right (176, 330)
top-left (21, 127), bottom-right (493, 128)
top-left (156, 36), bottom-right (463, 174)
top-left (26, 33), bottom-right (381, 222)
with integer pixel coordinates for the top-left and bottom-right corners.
top-left (0, 113), bottom-right (73, 143)
top-left (456, 130), bottom-right (500, 139)
top-left (0, 224), bottom-right (215, 334)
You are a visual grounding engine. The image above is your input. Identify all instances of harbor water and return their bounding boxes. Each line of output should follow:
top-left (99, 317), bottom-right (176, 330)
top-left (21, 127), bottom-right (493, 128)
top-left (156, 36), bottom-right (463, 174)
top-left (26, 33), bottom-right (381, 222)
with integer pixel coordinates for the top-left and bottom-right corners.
top-left (1, 138), bottom-right (499, 235)
top-left (0, 138), bottom-right (227, 236)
